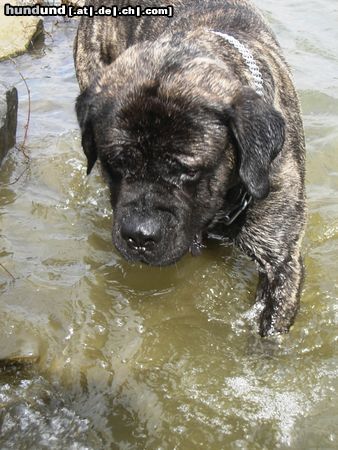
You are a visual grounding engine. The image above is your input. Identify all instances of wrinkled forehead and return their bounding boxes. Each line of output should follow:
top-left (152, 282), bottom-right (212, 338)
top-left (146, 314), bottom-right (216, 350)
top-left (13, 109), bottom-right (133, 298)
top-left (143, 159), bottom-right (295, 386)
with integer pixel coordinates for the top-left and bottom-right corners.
top-left (96, 88), bottom-right (228, 169)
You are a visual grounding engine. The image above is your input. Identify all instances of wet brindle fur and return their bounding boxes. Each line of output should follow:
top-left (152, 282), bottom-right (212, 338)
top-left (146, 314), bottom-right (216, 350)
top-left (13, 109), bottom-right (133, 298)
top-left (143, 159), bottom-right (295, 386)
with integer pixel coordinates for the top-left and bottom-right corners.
top-left (74, 0), bottom-right (306, 336)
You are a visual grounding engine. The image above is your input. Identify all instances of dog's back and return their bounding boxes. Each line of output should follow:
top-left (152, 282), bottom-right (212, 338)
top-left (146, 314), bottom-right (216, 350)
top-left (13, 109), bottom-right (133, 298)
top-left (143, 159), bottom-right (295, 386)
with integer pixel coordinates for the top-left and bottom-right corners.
top-left (75, 0), bottom-right (280, 91)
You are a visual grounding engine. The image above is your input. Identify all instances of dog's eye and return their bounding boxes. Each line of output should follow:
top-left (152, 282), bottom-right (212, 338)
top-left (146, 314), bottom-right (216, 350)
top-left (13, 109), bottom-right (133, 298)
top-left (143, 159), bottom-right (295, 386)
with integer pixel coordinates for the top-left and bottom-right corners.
top-left (180, 169), bottom-right (201, 183)
top-left (100, 158), bottom-right (123, 182)
top-left (109, 168), bottom-right (123, 181)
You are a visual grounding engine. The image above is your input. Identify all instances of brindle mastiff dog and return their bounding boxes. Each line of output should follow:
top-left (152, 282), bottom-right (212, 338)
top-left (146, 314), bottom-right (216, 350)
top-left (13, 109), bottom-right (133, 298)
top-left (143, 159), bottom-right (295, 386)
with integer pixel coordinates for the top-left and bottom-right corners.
top-left (74, 0), bottom-right (306, 336)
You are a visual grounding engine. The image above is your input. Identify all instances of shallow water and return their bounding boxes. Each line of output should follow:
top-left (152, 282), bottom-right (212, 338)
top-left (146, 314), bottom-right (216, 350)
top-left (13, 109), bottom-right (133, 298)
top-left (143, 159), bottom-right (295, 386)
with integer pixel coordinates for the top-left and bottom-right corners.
top-left (0, 2), bottom-right (337, 448)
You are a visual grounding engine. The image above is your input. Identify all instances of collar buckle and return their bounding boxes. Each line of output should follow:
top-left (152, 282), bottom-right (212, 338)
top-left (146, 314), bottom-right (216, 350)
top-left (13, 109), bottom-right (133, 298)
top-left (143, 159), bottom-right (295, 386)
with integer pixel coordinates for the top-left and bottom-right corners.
top-left (222, 189), bottom-right (252, 226)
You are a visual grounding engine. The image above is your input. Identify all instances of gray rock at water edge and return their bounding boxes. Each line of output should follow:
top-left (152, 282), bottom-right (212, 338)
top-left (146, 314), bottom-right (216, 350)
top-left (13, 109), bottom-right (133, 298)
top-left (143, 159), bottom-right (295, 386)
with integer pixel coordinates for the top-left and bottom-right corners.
top-left (0, 83), bottom-right (18, 166)
top-left (0, 13), bottom-right (44, 61)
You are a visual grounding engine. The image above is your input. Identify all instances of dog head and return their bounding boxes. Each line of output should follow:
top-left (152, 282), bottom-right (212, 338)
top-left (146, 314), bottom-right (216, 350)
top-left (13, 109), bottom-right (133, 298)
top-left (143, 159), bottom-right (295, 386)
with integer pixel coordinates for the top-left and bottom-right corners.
top-left (76, 45), bottom-right (285, 265)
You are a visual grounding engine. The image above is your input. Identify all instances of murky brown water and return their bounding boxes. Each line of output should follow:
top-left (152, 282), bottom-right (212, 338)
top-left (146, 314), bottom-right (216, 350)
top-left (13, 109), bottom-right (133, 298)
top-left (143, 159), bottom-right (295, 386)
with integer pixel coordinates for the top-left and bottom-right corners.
top-left (1, 2), bottom-right (338, 448)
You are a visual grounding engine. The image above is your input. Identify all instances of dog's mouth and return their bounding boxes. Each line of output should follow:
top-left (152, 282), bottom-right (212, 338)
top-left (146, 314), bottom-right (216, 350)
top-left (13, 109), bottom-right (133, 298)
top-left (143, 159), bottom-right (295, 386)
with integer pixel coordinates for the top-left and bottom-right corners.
top-left (112, 222), bottom-right (205, 266)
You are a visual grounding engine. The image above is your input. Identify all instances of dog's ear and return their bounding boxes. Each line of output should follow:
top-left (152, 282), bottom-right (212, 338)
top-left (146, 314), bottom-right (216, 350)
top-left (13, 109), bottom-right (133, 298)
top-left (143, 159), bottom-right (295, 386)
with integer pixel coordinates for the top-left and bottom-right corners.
top-left (75, 88), bottom-right (98, 175)
top-left (228, 89), bottom-right (285, 199)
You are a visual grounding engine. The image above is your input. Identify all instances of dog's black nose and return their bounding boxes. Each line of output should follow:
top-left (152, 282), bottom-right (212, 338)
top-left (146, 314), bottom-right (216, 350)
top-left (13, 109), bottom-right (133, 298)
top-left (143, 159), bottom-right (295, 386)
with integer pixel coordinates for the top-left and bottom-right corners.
top-left (121, 217), bottom-right (162, 252)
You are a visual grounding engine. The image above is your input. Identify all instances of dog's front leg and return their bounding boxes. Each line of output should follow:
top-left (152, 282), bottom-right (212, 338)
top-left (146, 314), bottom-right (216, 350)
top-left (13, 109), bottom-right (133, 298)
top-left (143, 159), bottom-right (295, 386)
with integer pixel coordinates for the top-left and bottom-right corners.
top-left (255, 251), bottom-right (304, 337)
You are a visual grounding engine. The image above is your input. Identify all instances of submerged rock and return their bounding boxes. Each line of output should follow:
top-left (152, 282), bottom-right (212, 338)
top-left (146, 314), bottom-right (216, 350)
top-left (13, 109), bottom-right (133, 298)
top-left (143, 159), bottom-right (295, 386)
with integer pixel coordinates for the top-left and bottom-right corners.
top-left (0, 335), bottom-right (40, 369)
top-left (0, 83), bottom-right (18, 166)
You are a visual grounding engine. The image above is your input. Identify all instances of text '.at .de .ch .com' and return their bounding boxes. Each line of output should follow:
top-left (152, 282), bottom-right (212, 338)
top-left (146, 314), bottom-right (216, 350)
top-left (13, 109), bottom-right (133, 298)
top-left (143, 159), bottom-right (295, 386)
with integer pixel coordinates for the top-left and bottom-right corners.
top-left (3, 3), bottom-right (174, 18)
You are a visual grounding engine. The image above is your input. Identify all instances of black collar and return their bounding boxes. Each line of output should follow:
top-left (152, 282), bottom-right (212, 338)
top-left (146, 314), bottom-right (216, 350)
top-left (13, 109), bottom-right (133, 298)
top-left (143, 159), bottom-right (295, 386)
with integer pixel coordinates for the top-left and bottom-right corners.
top-left (223, 187), bottom-right (252, 225)
top-left (212, 185), bottom-right (252, 227)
